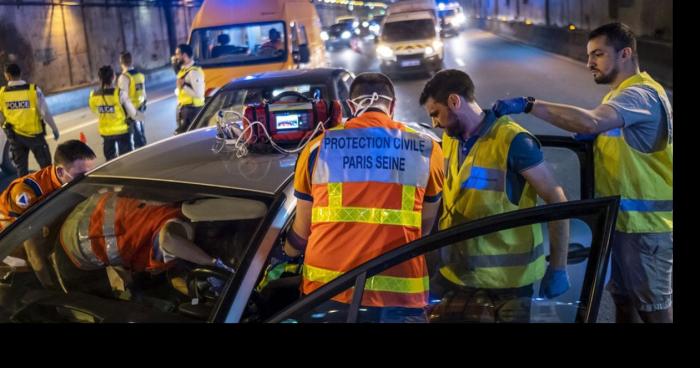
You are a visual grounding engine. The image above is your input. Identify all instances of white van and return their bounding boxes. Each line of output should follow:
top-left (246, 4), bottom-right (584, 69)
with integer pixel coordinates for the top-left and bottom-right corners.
top-left (376, 0), bottom-right (444, 76)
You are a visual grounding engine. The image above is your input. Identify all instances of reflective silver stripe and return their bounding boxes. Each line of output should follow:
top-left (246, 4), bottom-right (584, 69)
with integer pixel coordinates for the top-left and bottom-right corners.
top-left (312, 128), bottom-right (433, 188)
top-left (467, 243), bottom-right (544, 268)
top-left (77, 195), bottom-right (105, 268)
top-left (101, 193), bottom-right (123, 266)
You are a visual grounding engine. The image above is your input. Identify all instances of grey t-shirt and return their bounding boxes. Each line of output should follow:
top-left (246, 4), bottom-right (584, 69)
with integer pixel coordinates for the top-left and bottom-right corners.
top-left (604, 85), bottom-right (672, 153)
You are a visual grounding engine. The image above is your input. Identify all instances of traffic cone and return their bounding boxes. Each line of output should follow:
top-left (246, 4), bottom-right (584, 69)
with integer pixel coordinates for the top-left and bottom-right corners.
top-left (79, 131), bottom-right (87, 143)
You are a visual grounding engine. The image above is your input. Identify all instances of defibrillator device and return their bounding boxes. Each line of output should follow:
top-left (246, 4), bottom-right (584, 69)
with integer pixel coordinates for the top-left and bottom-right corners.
top-left (213, 91), bottom-right (342, 157)
top-left (242, 91), bottom-right (342, 145)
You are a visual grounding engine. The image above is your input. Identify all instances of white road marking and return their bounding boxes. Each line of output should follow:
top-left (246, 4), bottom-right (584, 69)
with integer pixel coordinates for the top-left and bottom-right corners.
top-left (61, 93), bottom-right (174, 134)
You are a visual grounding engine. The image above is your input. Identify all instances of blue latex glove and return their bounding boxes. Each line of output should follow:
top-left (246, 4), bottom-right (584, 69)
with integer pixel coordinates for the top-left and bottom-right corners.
top-left (539, 267), bottom-right (570, 299)
top-left (573, 133), bottom-right (598, 142)
top-left (213, 258), bottom-right (235, 273)
top-left (206, 276), bottom-right (225, 296)
top-left (492, 97), bottom-right (528, 117)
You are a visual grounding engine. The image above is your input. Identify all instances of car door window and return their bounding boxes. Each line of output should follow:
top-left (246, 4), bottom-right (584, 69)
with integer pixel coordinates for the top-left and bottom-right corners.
top-left (268, 197), bottom-right (619, 323)
top-left (336, 72), bottom-right (354, 118)
top-left (0, 178), bottom-right (272, 323)
top-left (537, 135), bottom-right (595, 201)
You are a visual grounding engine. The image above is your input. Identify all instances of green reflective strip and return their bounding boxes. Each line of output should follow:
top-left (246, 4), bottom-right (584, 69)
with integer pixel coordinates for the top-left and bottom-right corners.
top-left (328, 182), bottom-right (342, 208)
top-left (315, 183), bottom-right (420, 227)
top-left (402, 185), bottom-right (416, 211)
top-left (312, 207), bottom-right (421, 227)
top-left (304, 264), bottom-right (428, 294)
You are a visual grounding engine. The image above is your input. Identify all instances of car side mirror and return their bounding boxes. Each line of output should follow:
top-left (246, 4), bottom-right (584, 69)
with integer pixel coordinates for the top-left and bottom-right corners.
top-left (294, 44), bottom-right (311, 64)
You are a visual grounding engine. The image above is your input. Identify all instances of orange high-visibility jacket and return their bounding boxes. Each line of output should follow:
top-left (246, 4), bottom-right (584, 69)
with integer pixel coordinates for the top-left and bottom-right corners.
top-left (0, 165), bottom-right (62, 231)
top-left (295, 111), bottom-right (444, 308)
top-left (60, 192), bottom-right (183, 272)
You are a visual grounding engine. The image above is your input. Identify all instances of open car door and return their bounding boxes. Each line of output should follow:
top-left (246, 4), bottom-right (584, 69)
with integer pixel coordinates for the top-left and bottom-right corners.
top-left (267, 136), bottom-right (618, 323)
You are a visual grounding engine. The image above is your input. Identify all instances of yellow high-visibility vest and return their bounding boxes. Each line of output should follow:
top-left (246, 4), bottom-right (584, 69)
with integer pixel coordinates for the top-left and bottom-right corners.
top-left (88, 88), bottom-right (129, 136)
top-left (177, 65), bottom-right (204, 107)
top-left (595, 72), bottom-right (673, 233)
top-left (439, 116), bottom-right (545, 289)
top-left (0, 83), bottom-right (42, 137)
top-left (123, 69), bottom-right (146, 109)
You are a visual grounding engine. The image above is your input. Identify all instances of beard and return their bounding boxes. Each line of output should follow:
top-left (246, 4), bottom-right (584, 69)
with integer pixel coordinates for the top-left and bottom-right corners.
top-left (593, 65), bottom-right (619, 84)
top-left (443, 109), bottom-right (465, 138)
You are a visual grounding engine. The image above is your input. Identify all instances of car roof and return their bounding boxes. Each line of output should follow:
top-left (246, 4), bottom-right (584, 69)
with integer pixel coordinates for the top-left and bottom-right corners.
top-left (221, 68), bottom-right (349, 91)
top-left (88, 127), bottom-right (297, 195)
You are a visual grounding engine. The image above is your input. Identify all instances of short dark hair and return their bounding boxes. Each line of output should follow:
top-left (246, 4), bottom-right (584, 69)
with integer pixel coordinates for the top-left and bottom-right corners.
top-left (419, 69), bottom-right (475, 106)
top-left (120, 51), bottom-right (133, 67)
top-left (54, 140), bottom-right (96, 167)
top-left (217, 34), bottom-right (230, 45)
top-left (4, 63), bottom-right (21, 78)
top-left (177, 44), bottom-right (193, 58)
top-left (349, 72), bottom-right (395, 100)
top-left (588, 22), bottom-right (637, 54)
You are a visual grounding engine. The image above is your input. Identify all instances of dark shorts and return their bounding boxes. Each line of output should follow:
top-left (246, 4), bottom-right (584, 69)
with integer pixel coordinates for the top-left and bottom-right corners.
top-left (606, 231), bottom-right (673, 312)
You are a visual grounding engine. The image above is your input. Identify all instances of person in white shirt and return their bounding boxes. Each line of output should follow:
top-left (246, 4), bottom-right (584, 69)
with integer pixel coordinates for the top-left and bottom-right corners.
top-left (173, 44), bottom-right (205, 134)
top-left (118, 52), bottom-right (148, 148)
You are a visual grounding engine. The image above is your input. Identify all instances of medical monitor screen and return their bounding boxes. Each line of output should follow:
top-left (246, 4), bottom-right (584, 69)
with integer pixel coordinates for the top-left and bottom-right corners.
top-left (276, 113), bottom-right (301, 130)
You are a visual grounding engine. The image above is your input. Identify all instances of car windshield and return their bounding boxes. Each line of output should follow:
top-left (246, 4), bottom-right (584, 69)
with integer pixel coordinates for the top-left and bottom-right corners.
top-left (190, 21), bottom-right (287, 67)
top-left (194, 83), bottom-right (328, 129)
top-left (438, 9), bottom-right (457, 17)
top-left (381, 19), bottom-right (436, 42)
top-left (0, 177), bottom-right (270, 322)
top-left (329, 23), bottom-right (352, 35)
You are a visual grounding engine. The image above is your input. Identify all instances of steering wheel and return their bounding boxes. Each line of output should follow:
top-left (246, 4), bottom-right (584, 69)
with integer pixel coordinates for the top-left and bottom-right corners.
top-left (268, 90), bottom-right (313, 104)
top-left (186, 267), bottom-right (231, 304)
top-left (185, 267), bottom-right (267, 322)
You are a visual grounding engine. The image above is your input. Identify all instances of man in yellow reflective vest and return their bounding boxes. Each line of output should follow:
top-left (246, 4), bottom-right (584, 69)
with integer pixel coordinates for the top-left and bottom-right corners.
top-left (173, 44), bottom-right (205, 134)
top-left (421, 69), bottom-right (571, 323)
top-left (119, 52), bottom-right (147, 148)
top-left (494, 23), bottom-right (673, 323)
top-left (283, 73), bottom-right (444, 323)
top-left (0, 63), bottom-right (61, 176)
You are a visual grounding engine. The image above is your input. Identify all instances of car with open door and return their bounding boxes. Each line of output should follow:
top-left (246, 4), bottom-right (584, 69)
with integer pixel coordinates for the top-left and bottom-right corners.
top-left (0, 121), bottom-right (616, 322)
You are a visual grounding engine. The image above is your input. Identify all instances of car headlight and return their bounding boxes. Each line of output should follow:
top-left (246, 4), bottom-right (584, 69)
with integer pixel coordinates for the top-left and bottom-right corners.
top-left (424, 46), bottom-right (435, 57)
top-left (377, 45), bottom-right (394, 59)
top-left (362, 21), bottom-right (369, 28)
top-left (321, 31), bottom-right (329, 41)
top-left (454, 14), bottom-right (466, 25)
top-left (341, 31), bottom-right (352, 39)
top-left (354, 28), bottom-right (361, 35)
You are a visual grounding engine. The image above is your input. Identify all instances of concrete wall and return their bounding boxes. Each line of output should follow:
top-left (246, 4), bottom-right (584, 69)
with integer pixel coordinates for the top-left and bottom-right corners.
top-left (461, 0), bottom-right (672, 41)
top-left (0, 1), bottom-right (200, 94)
top-left (474, 17), bottom-right (673, 87)
top-left (458, 0), bottom-right (672, 87)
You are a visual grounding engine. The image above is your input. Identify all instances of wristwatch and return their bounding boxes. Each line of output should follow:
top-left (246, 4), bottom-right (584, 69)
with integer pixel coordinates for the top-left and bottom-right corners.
top-left (524, 96), bottom-right (536, 113)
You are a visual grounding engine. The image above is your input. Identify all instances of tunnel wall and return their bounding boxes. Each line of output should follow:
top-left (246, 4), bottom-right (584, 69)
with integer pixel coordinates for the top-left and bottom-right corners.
top-left (0, 2), bottom-right (199, 94)
top-left (460, 0), bottom-right (672, 41)
top-left (459, 0), bottom-right (672, 87)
